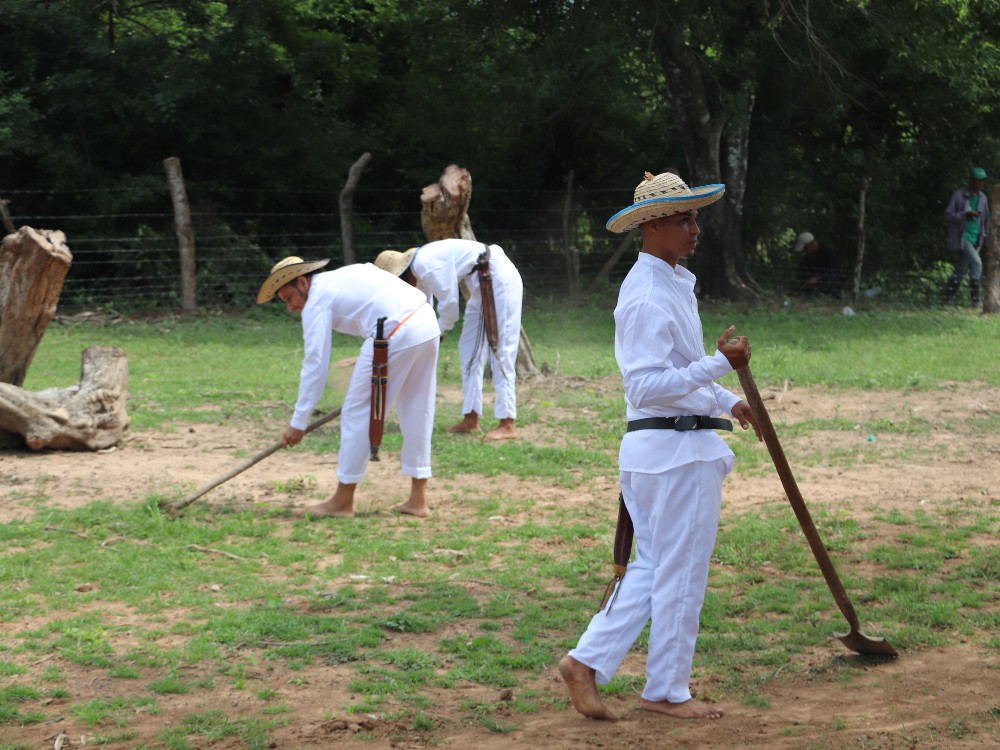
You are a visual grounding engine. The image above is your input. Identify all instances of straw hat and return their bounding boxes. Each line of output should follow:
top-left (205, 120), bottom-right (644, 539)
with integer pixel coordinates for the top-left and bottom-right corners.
top-left (374, 247), bottom-right (418, 277)
top-left (256, 256), bottom-right (330, 303)
top-left (606, 172), bottom-right (725, 234)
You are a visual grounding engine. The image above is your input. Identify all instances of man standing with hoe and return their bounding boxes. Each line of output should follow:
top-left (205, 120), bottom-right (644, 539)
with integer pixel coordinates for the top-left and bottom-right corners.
top-left (559, 172), bottom-right (761, 721)
top-left (375, 238), bottom-right (523, 441)
top-left (258, 257), bottom-right (440, 518)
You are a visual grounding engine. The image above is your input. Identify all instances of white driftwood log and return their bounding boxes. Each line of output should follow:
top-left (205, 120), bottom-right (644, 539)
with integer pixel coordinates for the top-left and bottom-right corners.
top-left (0, 346), bottom-right (130, 450)
top-left (420, 164), bottom-right (476, 242)
top-left (0, 226), bottom-right (72, 387)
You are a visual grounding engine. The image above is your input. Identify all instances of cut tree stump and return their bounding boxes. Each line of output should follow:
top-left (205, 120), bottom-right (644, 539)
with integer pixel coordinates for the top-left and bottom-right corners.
top-left (421, 164), bottom-right (476, 241)
top-left (0, 346), bottom-right (130, 450)
top-left (420, 165), bottom-right (540, 377)
top-left (0, 226), bottom-right (72, 387)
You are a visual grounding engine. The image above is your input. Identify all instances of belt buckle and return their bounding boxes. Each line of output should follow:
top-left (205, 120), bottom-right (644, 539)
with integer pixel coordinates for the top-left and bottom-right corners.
top-left (673, 416), bottom-right (699, 431)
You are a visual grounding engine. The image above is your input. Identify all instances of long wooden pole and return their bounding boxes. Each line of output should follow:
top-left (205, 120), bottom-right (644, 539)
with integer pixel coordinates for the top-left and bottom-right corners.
top-left (170, 406), bottom-right (342, 513)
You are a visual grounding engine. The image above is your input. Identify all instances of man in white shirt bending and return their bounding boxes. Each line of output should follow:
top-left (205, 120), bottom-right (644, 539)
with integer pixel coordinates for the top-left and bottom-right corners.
top-left (257, 257), bottom-right (440, 518)
top-left (376, 239), bottom-right (523, 441)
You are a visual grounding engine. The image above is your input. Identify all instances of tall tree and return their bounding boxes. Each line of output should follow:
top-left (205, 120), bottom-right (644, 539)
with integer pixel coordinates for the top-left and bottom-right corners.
top-left (635, 0), bottom-right (768, 299)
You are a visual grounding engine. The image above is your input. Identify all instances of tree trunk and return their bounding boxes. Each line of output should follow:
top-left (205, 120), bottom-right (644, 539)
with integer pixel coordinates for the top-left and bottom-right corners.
top-left (984, 184), bottom-right (1000, 314)
top-left (420, 164), bottom-right (477, 241)
top-left (563, 170), bottom-right (579, 296)
top-left (853, 177), bottom-right (872, 306)
top-left (0, 346), bottom-right (130, 450)
top-left (0, 226), bottom-right (72, 387)
top-left (420, 165), bottom-right (540, 376)
top-left (650, 14), bottom-right (760, 302)
top-left (339, 152), bottom-right (372, 265)
top-left (163, 157), bottom-right (197, 312)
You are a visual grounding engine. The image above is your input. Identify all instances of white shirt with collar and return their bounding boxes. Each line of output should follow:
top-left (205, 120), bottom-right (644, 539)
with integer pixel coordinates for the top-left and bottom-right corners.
top-left (615, 252), bottom-right (741, 474)
top-left (292, 263), bottom-right (431, 430)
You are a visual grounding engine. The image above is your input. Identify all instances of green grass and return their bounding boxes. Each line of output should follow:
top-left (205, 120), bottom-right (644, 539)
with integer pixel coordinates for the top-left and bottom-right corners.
top-left (4, 298), bottom-right (1000, 746)
top-left (24, 301), bottom-right (1000, 432)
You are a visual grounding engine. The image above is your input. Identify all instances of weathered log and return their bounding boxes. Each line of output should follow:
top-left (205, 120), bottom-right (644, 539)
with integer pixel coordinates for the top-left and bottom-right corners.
top-left (0, 227), bottom-right (72, 386)
top-left (0, 346), bottom-right (130, 450)
top-left (420, 164), bottom-right (476, 241)
top-left (420, 165), bottom-right (541, 376)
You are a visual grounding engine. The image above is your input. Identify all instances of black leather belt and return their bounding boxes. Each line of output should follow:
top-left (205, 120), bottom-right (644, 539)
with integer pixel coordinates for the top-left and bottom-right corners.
top-left (626, 416), bottom-right (733, 433)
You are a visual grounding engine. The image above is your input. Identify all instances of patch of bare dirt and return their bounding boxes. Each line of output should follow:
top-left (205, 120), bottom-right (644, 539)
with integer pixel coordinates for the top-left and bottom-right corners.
top-left (1, 382), bottom-right (999, 749)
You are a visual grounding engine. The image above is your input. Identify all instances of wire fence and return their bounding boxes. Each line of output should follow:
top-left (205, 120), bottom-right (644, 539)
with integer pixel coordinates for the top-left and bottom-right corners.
top-left (3, 184), bottom-right (963, 312)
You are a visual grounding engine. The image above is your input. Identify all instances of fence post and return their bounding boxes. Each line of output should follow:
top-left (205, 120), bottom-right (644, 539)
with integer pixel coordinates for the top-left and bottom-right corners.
top-left (562, 169), bottom-right (578, 296)
top-left (852, 177), bottom-right (871, 306)
top-left (984, 184), bottom-right (1000, 314)
top-left (163, 157), bottom-right (197, 311)
top-left (584, 229), bottom-right (637, 295)
top-left (340, 152), bottom-right (372, 265)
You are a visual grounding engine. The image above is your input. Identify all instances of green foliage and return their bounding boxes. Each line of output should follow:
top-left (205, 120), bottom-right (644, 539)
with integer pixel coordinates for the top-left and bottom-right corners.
top-left (4, 0), bottom-right (997, 304)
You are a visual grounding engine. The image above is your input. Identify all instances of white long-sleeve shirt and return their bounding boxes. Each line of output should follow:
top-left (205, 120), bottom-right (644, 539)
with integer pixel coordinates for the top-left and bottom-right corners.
top-left (409, 238), bottom-right (518, 335)
top-left (291, 263), bottom-right (432, 430)
top-left (615, 253), bottom-right (741, 474)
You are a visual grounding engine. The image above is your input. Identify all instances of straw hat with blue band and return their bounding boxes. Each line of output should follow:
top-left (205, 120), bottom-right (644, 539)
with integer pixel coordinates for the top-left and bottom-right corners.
top-left (373, 247), bottom-right (419, 278)
top-left (606, 172), bottom-right (726, 234)
top-left (257, 256), bottom-right (330, 304)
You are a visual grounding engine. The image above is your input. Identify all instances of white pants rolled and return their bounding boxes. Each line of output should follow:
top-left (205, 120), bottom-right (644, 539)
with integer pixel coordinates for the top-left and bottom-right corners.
top-left (337, 307), bottom-right (439, 483)
top-left (458, 248), bottom-right (523, 419)
top-left (568, 458), bottom-right (727, 703)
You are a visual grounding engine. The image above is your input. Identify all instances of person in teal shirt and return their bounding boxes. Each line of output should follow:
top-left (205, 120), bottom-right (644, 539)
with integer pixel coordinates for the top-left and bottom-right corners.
top-left (944, 166), bottom-right (990, 306)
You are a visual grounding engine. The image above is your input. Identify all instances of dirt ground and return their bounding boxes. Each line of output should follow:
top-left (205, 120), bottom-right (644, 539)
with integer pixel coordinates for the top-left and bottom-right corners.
top-left (2, 380), bottom-right (999, 749)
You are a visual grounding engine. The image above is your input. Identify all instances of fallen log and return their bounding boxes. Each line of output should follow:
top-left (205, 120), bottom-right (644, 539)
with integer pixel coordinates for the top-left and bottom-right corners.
top-left (0, 346), bottom-right (130, 450)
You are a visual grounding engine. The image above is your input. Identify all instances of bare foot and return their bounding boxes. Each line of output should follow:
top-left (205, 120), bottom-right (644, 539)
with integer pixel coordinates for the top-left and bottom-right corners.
top-left (300, 500), bottom-right (354, 518)
top-left (448, 413), bottom-right (480, 434)
top-left (393, 502), bottom-right (430, 518)
top-left (559, 656), bottom-right (618, 721)
top-left (641, 697), bottom-right (724, 720)
top-left (395, 478), bottom-right (429, 518)
top-left (300, 483), bottom-right (356, 518)
top-left (484, 419), bottom-right (517, 441)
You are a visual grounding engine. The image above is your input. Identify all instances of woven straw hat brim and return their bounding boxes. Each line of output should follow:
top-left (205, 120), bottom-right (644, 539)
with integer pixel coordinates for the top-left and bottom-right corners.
top-left (606, 184), bottom-right (725, 234)
top-left (257, 259), bottom-right (330, 303)
top-left (374, 247), bottom-right (418, 277)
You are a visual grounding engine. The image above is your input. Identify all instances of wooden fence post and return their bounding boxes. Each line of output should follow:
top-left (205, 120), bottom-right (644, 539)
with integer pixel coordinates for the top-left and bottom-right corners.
top-left (852, 177), bottom-right (871, 306)
top-left (584, 229), bottom-right (638, 295)
top-left (163, 157), bottom-right (197, 311)
top-left (984, 184), bottom-right (1000, 314)
top-left (340, 152), bottom-right (372, 265)
top-left (562, 169), bottom-right (578, 296)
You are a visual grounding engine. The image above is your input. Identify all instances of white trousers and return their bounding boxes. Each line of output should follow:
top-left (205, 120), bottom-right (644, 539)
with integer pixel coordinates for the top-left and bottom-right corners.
top-left (458, 254), bottom-right (523, 419)
top-left (337, 309), bottom-right (439, 483)
top-left (569, 459), bottom-right (726, 703)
